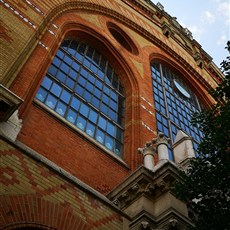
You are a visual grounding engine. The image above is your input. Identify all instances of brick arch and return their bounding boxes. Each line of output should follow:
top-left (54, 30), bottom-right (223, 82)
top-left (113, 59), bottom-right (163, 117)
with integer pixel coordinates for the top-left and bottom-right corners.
top-left (0, 195), bottom-right (90, 230)
top-left (149, 52), bottom-right (214, 109)
top-left (11, 10), bottom-right (141, 169)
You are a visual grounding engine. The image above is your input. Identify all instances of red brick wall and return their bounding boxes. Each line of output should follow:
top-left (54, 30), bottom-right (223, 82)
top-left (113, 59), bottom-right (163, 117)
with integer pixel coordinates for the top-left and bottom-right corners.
top-left (0, 138), bottom-right (127, 229)
top-left (18, 104), bottom-right (130, 194)
top-left (3, 0), bottom-right (215, 195)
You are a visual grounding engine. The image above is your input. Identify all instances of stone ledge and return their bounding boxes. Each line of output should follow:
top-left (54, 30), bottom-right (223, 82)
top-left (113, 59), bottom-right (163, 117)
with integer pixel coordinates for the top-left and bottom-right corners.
top-left (0, 133), bottom-right (130, 220)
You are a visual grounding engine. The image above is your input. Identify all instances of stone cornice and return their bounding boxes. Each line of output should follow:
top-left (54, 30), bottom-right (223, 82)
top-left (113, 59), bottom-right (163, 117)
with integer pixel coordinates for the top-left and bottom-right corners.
top-left (107, 163), bottom-right (179, 210)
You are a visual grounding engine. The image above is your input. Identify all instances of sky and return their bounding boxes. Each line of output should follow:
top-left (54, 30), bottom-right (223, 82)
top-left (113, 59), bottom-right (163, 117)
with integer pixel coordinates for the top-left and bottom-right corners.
top-left (151, 0), bottom-right (230, 67)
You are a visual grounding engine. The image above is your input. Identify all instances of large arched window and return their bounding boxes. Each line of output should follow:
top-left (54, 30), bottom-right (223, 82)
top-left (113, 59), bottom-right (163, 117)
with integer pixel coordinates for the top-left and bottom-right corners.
top-left (151, 61), bottom-right (203, 160)
top-left (35, 39), bottom-right (125, 157)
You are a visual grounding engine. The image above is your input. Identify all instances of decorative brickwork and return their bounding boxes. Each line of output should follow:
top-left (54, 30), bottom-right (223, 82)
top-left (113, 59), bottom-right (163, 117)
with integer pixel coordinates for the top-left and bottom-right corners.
top-left (0, 138), bottom-right (128, 229)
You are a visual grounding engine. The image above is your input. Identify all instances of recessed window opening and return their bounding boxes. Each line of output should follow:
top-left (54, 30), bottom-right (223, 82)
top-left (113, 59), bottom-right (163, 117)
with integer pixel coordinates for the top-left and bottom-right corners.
top-left (107, 22), bottom-right (138, 55)
top-left (35, 39), bottom-right (125, 157)
top-left (151, 61), bottom-right (204, 160)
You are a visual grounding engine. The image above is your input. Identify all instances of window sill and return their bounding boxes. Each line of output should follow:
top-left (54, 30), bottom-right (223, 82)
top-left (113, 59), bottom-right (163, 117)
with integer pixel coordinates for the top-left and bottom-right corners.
top-left (33, 99), bottom-right (130, 169)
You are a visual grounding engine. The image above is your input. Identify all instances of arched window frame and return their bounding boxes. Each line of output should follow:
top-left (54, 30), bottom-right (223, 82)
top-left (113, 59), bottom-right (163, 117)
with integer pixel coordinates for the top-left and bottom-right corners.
top-left (35, 38), bottom-right (126, 158)
top-left (150, 60), bottom-right (204, 160)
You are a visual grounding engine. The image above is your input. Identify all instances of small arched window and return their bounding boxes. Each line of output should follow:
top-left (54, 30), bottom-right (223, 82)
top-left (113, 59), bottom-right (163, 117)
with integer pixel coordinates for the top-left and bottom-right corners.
top-left (150, 61), bottom-right (203, 160)
top-left (35, 39), bottom-right (125, 157)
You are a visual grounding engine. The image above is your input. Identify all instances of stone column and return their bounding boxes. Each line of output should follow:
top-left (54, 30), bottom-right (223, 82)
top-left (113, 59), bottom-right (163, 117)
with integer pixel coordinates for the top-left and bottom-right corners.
top-left (152, 132), bottom-right (171, 162)
top-left (138, 141), bottom-right (156, 171)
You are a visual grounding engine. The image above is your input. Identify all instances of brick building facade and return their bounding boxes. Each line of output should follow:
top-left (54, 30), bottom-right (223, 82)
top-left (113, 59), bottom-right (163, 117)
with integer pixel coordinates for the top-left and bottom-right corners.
top-left (0, 0), bottom-right (223, 229)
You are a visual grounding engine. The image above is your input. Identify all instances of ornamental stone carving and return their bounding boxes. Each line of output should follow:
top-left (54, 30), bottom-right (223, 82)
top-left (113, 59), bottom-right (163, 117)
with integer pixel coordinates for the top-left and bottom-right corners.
top-left (152, 132), bottom-right (171, 162)
top-left (138, 141), bottom-right (156, 170)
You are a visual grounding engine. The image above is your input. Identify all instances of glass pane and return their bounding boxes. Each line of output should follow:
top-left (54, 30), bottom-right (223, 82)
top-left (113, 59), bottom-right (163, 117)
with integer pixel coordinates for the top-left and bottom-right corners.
top-left (36, 88), bottom-right (47, 102)
top-left (41, 76), bottom-right (52, 90)
top-left (48, 65), bottom-right (58, 76)
top-left (105, 135), bottom-right (113, 150)
top-left (66, 78), bottom-right (75, 90)
top-left (86, 122), bottom-right (95, 137)
top-left (56, 102), bottom-right (67, 116)
top-left (107, 122), bottom-right (115, 136)
top-left (53, 57), bottom-right (61, 67)
top-left (56, 71), bottom-right (66, 83)
top-left (76, 115), bottom-right (86, 130)
top-left (89, 109), bottom-right (98, 124)
top-left (51, 83), bottom-right (62, 97)
top-left (116, 127), bottom-right (123, 142)
top-left (69, 69), bottom-right (78, 80)
top-left (114, 141), bottom-right (122, 157)
top-left (70, 97), bottom-right (80, 110)
top-left (96, 129), bottom-right (105, 144)
top-left (98, 116), bottom-right (106, 130)
top-left (79, 103), bottom-right (89, 117)
top-left (45, 95), bottom-right (57, 109)
top-left (67, 109), bottom-right (77, 124)
top-left (60, 90), bottom-right (71, 103)
top-left (72, 62), bottom-right (80, 72)
top-left (92, 97), bottom-right (100, 108)
top-left (60, 62), bottom-right (69, 74)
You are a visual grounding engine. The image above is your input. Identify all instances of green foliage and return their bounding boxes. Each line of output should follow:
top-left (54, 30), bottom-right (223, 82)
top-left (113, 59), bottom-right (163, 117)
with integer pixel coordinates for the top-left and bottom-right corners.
top-left (174, 42), bottom-right (230, 230)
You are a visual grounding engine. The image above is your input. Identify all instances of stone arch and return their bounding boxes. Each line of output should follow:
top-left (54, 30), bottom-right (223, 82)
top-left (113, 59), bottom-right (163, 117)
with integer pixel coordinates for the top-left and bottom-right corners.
top-left (0, 195), bottom-right (89, 230)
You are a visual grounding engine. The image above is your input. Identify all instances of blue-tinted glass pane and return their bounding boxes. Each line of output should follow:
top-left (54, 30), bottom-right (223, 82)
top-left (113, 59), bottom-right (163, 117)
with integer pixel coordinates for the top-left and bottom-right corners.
top-left (78, 76), bottom-right (86, 87)
top-left (60, 62), bottom-right (69, 74)
top-left (83, 91), bottom-right (91, 102)
top-left (96, 129), bottom-right (104, 144)
top-left (53, 57), bottom-right (61, 67)
top-left (69, 69), bottom-right (78, 80)
top-left (98, 116), bottom-right (106, 130)
top-left (92, 97), bottom-right (100, 108)
top-left (67, 109), bottom-right (77, 124)
top-left (56, 71), bottom-right (66, 83)
top-left (76, 115), bottom-right (86, 130)
top-left (101, 103), bottom-right (108, 114)
top-left (45, 95), bottom-right (57, 109)
top-left (95, 79), bottom-right (102, 89)
top-left (64, 55), bottom-right (72, 65)
top-left (105, 135), bottom-right (113, 150)
top-left (66, 78), bottom-right (75, 90)
top-left (86, 82), bottom-right (94, 92)
top-left (90, 64), bottom-right (97, 73)
top-left (60, 90), bottom-right (71, 103)
top-left (48, 65), bottom-right (58, 76)
top-left (114, 141), bottom-right (122, 157)
top-left (79, 103), bottom-right (89, 117)
top-left (71, 97), bottom-right (80, 110)
top-left (72, 62), bottom-right (80, 72)
top-left (93, 88), bottom-right (101, 99)
top-left (36, 88), bottom-right (47, 102)
top-left (102, 94), bottom-right (109, 104)
top-left (75, 84), bottom-right (84, 96)
top-left (83, 58), bottom-right (91, 67)
top-left (89, 109), bottom-right (98, 123)
top-left (41, 77), bottom-right (52, 90)
top-left (107, 122), bottom-right (115, 136)
top-left (51, 83), bottom-right (62, 97)
top-left (86, 122), bottom-right (95, 137)
top-left (56, 102), bottom-right (67, 116)
top-left (108, 109), bottom-right (116, 120)
top-left (56, 49), bottom-right (64, 58)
